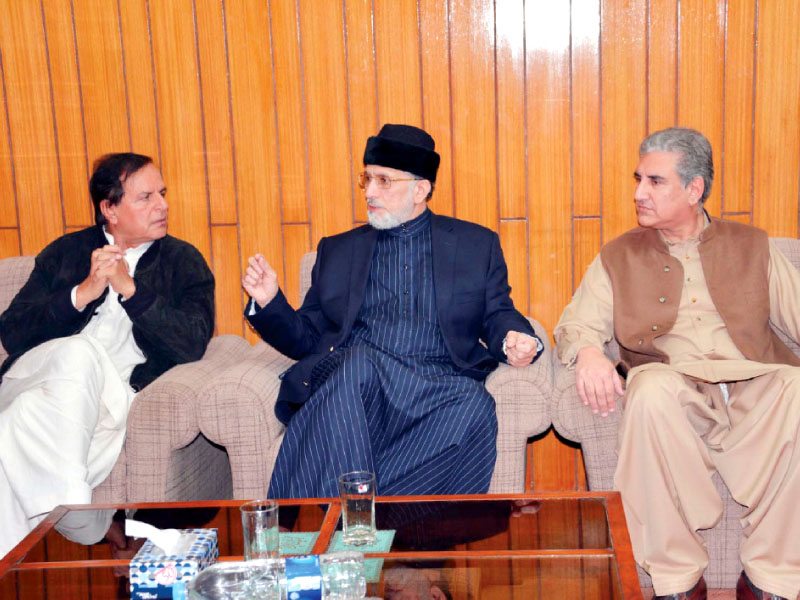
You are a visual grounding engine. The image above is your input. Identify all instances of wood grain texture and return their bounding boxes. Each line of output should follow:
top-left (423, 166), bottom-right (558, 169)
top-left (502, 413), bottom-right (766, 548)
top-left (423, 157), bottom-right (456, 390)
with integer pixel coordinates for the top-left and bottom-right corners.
top-left (0, 0), bottom-right (63, 255)
top-left (42, 0), bottom-right (91, 228)
top-left (646, 0), bottom-right (677, 132)
top-left (752, 2), bottom-right (800, 237)
top-left (271, 0), bottom-right (310, 224)
top-left (722, 0), bottom-right (756, 215)
top-left (211, 225), bottom-right (243, 336)
top-left (0, 62), bottom-right (15, 228)
top-left (195, 0), bottom-right (237, 226)
top-left (0, 228), bottom-right (21, 259)
top-left (500, 219), bottom-right (529, 317)
top-left (677, 0), bottom-right (725, 215)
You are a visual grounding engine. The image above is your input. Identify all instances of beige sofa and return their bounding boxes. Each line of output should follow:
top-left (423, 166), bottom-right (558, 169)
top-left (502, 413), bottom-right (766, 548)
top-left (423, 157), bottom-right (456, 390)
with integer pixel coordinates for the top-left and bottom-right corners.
top-left (551, 237), bottom-right (800, 591)
top-left (197, 252), bottom-right (554, 498)
top-left (0, 255), bottom-right (246, 503)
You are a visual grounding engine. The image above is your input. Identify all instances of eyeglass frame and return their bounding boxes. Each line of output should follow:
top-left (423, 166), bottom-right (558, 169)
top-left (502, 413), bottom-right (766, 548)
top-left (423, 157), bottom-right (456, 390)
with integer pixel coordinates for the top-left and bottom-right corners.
top-left (357, 171), bottom-right (422, 190)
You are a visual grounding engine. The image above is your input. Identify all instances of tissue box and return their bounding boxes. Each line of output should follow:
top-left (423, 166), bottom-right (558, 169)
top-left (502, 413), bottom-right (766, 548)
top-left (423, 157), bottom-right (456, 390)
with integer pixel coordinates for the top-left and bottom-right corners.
top-left (129, 528), bottom-right (218, 599)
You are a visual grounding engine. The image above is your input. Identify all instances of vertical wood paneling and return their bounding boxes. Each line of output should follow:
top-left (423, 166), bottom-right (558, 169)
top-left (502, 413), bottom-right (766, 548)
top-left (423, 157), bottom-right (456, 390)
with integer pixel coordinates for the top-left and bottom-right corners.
top-left (722, 0), bottom-right (756, 215)
top-left (282, 223), bottom-right (312, 307)
top-left (647, 0), bottom-right (677, 131)
top-left (601, 0), bottom-right (646, 243)
top-left (272, 0), bottom-right (310, 224)
top-left (0, 228), bottom-right (21, 259)
top-left (226, 0), bottom-right (283, 285)
top-left (72, 0), bottom-right (129, 165)
top-left (574, 218), bottom-right (601, 289)
top-left (499, 220), bottom-right (529, 317)
top-left (418, 0), bottom-right (454, 217)
top-left (450, 0), bottom-right (496, 229)
top-left (195, 0), bottom-right (237, 226)
top-left (0, 0), bottom-right (63, 254)
top-left (677, 0), bottom-right (725, 215)
top-left (117, 0), bottom-right (160, 160)
top-left (526, 0), bottom-right (571, 332)
top-left (752, 2), bottom-right (800, 237)
top-left (149, 0), bottom-right (210, 260)
top-left (344, 0), bottom-right (377, 224)
top-left (0, 57), bottom-right (16, 229)
top-left (373, 2), bottom-right (422, 126)
top-left (211, 225), bottom-right (243, 336)
top-left (495, 0), bottom-right (526, 220)
top-left (42, 0), bottom-right (91, 228)
top-left (572, 0), bottom-right (602, 218)
top-left (298, 0), bottom-right (353, 242)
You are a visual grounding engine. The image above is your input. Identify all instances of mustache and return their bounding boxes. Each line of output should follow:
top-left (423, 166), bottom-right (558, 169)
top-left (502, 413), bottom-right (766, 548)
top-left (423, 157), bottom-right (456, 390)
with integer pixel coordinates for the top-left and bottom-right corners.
top-left (366, 199), bottom-right (384, 209)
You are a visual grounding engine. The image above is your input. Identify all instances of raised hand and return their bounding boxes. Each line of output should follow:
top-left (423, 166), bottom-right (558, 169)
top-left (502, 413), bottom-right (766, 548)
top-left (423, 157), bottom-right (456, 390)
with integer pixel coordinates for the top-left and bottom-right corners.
top-left (504, 330), bottom-right (539, 367)
top-left (242, 253), bottom-right (279, 308)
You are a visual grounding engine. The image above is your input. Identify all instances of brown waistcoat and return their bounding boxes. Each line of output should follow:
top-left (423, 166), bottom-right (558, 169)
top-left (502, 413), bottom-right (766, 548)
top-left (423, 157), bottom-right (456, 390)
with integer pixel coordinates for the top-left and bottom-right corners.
top-left (599, 217), bottom-right (800, 369)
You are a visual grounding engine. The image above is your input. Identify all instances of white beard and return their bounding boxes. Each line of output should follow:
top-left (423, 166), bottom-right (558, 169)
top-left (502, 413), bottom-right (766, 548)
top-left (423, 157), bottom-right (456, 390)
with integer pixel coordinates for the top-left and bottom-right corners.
top-left (366, 187), bottom-right (416, 230)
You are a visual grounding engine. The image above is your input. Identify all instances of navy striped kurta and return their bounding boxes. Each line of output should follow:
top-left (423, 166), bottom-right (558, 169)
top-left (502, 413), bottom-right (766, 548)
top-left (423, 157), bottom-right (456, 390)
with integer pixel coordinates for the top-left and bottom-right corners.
top-left (268, 211), bottom-right (497, 498)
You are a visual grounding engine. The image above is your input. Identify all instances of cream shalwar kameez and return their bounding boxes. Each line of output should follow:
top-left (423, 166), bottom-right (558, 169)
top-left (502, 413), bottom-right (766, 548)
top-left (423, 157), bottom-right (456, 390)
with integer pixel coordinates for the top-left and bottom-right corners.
top-left (555, 236), bottom-right (800, 599)
top-left (0, 234), bottom-right (150, 559)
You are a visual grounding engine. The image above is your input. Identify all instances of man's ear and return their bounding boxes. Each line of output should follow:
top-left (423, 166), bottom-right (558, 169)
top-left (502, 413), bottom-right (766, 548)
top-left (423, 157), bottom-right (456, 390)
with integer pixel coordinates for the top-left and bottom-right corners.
top-left (99, 199), bottom-right (117, 224)
top-left (430, 585), bottom-right (447, 600)
top-left (687, 175), bottom-right (705, 207)
top-left (414, 179), bottom-right (432, 204)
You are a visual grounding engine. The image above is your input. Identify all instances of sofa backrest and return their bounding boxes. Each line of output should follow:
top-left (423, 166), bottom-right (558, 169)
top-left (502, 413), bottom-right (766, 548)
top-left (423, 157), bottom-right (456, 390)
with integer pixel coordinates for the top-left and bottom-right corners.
top-left (299, 252), bottom-right (316, 305)
top-left (0, 255), bottom-right (35, 362)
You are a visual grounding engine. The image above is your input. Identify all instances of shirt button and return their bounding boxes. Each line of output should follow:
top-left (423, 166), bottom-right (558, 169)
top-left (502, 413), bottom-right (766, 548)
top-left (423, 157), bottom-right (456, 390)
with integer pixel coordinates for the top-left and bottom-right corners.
top-left (637, 339), bottom-right (644, 345)
top-left (302, 381), bottom-right (309, 387)
top-left (651, 325), bottom-right (658, 331)
top-left (329, 346), bottom-right (334, 352)
top-left (404, 264), bottom-right (408, 270)
top-left (696, 317), bottom-right (701, 321)
top-left (664, 266), bottom-right (670, 272)
top-left (691, 298), bottom-right (697, 303)
top-left (659, 297), bottom-right (666, 303)
top-left (685, 254), bottom-right (690, 260)
top-left (687, 277), bottom-right (692, 282)
top-left (404, 290), bottom-right (409, 295)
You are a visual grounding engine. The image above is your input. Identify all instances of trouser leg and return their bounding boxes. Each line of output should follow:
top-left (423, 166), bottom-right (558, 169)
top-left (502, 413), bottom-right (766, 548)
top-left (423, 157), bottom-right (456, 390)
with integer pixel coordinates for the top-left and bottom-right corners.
top-left (614, 368), bottom-right (724, 595)
top-left (715, 368), bottom-right (800, 600)
top-left (0, 337), bottom-right (112, 553)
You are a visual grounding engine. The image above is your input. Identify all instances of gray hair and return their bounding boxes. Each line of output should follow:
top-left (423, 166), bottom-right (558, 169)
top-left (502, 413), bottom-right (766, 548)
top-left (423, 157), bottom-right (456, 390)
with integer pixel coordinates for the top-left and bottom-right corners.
top-left (639, 127), bottom-right (714, 203)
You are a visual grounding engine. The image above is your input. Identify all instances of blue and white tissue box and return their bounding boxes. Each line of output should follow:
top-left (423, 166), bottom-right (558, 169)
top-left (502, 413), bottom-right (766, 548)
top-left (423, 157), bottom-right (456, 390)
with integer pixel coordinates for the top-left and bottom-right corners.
top-left (129, 528), bottom-right (218, 599)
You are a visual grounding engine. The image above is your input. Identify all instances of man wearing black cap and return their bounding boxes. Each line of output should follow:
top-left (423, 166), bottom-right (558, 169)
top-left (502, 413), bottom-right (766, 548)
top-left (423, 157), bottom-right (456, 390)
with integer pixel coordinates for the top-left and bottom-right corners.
top-left (243, 124), bottom-right (542, 498)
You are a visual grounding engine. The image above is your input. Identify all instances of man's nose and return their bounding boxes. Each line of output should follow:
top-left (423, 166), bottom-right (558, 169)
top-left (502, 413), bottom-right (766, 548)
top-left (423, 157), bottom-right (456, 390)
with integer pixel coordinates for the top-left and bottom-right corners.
top-left (633, 180), bottom-right (647, 201)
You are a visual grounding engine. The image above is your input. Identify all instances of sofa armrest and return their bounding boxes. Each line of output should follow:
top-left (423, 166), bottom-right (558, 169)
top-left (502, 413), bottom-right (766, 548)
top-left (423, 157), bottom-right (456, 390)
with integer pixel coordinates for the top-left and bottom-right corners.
top-left (486, 317), bottom-right (553, 493)
top-left (199, 343), bottom-right (295, 499)
top-left (125, 334), bottom-right (253, 501)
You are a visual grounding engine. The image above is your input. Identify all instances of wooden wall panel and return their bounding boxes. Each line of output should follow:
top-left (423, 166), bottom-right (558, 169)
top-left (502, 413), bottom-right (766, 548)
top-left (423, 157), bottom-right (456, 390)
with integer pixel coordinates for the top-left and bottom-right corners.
top-left (272, 0), bottom-right (310, 224)
top-left (677, 0), bottom-right (725, 215)
top-left (752, 3), bottom-right (800, 237)
top-left (117, 0), bottom-right (160, 160)
top-left (149, 0), bottom-right (210, 260)
top-left (450, 0), bottom-right (496, 229)
top-left (418, 0), bottom-right (454, 218)
top-left (571, 0), bottom-right (601, 218)
top-left (647, 0), bottom-right (677, 132)
top-left (0, 0), bottom-right (63, 255)
top-left (496, 0), bottom-right (526, 220)
top-left (195, 0), bottom-right (237, 226)
top-left (3, 0), bottom-right (800, 494)
top-left (721, 0), bottom-right (756, 216)
top-left (42, 0), bottom-right (91, 228)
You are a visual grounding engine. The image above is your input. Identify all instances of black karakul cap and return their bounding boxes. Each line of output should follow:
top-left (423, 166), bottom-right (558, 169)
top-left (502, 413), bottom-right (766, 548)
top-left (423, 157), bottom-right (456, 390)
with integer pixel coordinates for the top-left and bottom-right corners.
top-left (363, 124), bottom-right (440, 183)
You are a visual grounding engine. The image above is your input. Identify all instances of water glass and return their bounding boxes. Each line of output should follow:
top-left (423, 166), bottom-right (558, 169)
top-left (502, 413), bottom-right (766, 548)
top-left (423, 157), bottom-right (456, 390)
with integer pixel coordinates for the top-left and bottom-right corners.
top-left (240, 500), bottom-right (279, 560)
top-left (337, 471), bottom-right (377, 546)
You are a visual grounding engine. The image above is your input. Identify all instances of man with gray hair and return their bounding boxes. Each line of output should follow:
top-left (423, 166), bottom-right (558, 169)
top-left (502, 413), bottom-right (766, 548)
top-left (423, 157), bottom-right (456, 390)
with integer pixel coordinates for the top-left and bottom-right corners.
top-left (555, 127), bottom-right (800, 600)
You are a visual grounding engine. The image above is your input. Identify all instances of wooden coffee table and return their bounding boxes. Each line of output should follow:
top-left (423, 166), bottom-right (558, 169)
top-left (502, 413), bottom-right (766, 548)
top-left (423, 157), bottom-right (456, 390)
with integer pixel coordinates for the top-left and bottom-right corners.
top-left (0, 492), bottom-right (642, 599)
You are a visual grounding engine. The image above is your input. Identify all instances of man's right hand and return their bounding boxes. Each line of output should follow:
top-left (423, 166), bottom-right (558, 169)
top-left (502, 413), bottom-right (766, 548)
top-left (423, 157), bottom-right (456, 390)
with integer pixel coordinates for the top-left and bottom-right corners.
top-left (575, 345), bottom-right (624, 417)
top-left (242, 253), bottom-right (279, 308)
top-left (75, 245), bottom-right (124, 310)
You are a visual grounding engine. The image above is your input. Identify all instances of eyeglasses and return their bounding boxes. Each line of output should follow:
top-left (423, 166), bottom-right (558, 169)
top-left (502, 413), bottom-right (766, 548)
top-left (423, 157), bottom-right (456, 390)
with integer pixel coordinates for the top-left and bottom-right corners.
top-left (357, 171), bottom-right (420, 190)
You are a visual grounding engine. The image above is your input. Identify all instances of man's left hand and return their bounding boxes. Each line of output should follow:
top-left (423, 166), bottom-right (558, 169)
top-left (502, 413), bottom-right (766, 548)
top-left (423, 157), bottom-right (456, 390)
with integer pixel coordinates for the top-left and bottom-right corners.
top-left (103, 248), bottom-right (136, 299)
top-left (504, 330), bottom-right (539, 367)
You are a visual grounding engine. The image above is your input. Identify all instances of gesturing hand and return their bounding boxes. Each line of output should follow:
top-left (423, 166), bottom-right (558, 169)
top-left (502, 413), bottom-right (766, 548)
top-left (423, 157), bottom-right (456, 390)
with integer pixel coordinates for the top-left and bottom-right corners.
top-left (242, 253), bottom-right (279, 308)
top-left (574, 345), bottom-right (624, 417)
top-left (504, 330), bottom-right (539, 367)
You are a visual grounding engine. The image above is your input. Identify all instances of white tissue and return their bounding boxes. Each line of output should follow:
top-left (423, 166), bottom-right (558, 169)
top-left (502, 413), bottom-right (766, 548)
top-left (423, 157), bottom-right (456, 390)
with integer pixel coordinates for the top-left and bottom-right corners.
top-left (126, 519), bottom-right (183, 555)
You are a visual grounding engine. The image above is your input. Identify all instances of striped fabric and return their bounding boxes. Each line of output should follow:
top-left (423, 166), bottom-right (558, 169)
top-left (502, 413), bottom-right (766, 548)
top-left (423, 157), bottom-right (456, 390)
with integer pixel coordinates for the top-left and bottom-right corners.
top-left (269, 211), bottom-right (497, 498)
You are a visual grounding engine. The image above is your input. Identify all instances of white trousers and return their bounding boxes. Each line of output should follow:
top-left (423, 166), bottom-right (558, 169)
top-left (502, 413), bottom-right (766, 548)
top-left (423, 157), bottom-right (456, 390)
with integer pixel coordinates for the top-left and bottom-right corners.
top-left (0, 335), bottom-right (133, 558)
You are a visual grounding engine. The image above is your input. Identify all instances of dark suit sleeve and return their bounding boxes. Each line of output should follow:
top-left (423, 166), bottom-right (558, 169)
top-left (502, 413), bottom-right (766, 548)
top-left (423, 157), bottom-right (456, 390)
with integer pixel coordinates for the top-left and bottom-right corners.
top-left (481, 233), bottom-right (540, 362)
top-left (246, 238), bottom-right (331, 360)
top-left (122, 244), bottom-right (215, 364)
top-left (0, 245), bottom-right (88, 357)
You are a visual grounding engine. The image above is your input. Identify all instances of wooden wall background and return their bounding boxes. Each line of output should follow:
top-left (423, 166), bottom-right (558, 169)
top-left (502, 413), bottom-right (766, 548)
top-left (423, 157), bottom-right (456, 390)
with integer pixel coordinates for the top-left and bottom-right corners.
top-left (1, 0), bottom-right (799, 492)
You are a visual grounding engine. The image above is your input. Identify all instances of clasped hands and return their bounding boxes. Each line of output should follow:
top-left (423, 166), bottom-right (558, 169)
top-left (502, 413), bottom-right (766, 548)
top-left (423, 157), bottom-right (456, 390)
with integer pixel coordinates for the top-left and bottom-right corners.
top-left (574, 345), bottom-right (624, 417)
top-left (75, 245), bottom-right (135, 310)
